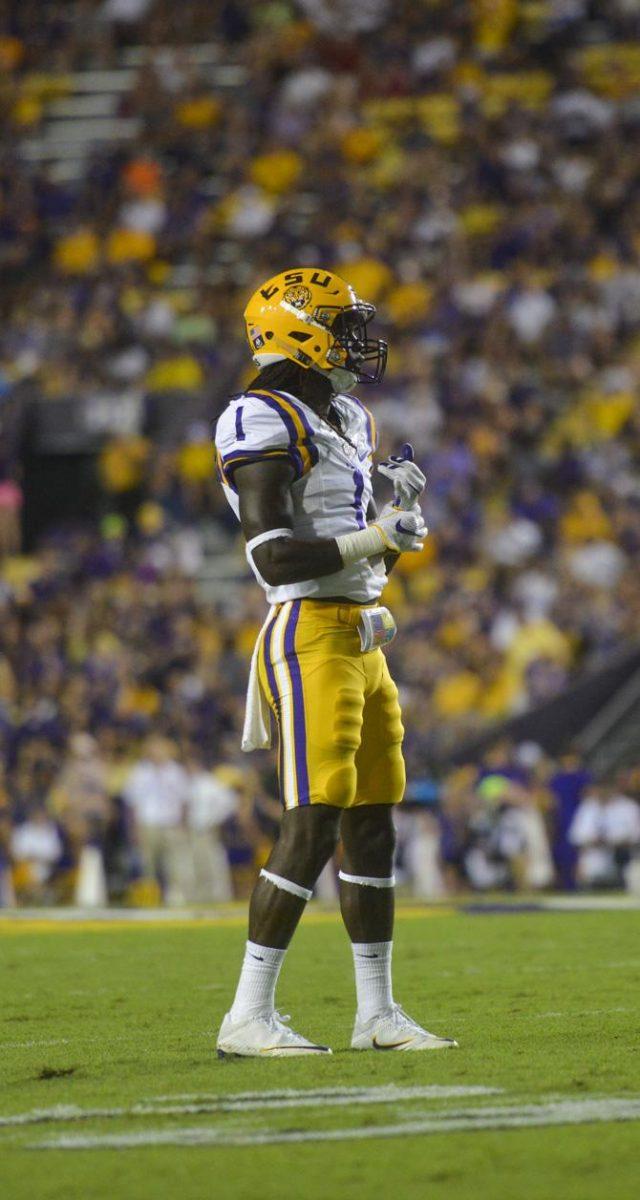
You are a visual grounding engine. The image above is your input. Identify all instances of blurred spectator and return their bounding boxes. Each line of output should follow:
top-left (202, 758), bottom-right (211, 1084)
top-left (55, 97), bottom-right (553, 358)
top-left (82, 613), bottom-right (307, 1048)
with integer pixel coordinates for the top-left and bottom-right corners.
top-left (186, 750), bottom-right (237, 903)
top-left (10, 805), bottom-right (64, 903)
top-left (399, 807), bottom-right (447, 900)
top-left (0, 480), bottom-right (22, 557)
top-left (219, 763), bottom-right (281, 899)
top-left (549, 752), bottom-right (593, 889)
top-left (51, 732), bottom-right (110, 846)
top-left (463, 767), bottom-right (554, 892)
top-left (569, 782), bottom-right (640, 889)
top-left (123, 734), bottom-right (191, 905)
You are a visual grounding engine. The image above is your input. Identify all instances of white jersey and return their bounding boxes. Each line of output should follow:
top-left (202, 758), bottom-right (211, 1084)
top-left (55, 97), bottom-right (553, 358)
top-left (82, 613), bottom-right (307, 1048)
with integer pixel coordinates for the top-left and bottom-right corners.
top-left (215, 385), bottom-right (387, 604)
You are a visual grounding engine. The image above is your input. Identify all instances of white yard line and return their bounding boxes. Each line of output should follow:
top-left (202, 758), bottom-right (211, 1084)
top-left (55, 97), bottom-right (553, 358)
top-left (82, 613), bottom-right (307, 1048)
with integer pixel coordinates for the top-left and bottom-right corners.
top-left (0, 1031), bottom-right (209, 1051)
top-left (147, 1084), bottom-right (500, 1104)
top-left (0, 1085), bottom-right (501, 1129)
top-left (0, 1039), bottom-right (71, 1050)
top-left (32, 1096), bottom-right (640, 1150)
top-left (532, 1008), bottom-right (635, 1020)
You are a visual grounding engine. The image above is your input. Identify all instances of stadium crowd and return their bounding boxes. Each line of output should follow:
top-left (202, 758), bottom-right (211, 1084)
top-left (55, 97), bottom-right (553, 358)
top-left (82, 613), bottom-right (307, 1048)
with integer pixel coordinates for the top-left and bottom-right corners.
top-left (2, 0), bottom-right (640, 903)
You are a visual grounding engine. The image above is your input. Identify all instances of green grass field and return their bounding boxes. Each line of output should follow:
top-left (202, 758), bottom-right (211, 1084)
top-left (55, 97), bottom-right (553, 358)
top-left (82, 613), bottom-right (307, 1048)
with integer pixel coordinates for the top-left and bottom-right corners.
top-left (1, 905), bottom-right (639, 1200)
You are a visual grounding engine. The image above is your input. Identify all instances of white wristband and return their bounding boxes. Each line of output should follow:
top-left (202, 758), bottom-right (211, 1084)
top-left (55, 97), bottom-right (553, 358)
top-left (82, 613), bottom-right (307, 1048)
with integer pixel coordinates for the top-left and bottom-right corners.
top-left (336, 524), bottom-right (386, 566)
top-left (246, 527), bottom-right (293, 563)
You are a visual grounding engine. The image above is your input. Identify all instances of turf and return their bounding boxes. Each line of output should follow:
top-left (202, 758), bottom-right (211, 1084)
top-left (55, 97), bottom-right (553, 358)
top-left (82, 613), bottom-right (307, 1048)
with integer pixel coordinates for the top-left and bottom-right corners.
top-left (1, 906), bottom-right (639, 1200)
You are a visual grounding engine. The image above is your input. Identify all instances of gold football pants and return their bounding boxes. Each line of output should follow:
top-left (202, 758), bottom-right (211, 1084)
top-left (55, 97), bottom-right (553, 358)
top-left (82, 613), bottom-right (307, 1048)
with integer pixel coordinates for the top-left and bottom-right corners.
top-left (257, 599), bottom-right (405, 809)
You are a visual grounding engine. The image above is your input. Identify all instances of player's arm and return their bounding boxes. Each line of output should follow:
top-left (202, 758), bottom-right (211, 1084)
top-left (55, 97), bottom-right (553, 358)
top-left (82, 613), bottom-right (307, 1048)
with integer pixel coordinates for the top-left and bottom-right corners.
top-left (236, 459), bottom-right (342, 585)
top-left (236, 460), bottom-right (426, 587)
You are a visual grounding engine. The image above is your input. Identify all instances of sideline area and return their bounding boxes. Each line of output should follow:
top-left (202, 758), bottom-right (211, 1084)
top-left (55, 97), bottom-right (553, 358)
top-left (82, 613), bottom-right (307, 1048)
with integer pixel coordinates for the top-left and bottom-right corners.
top-left (1, 894), bottom-right (639, 933)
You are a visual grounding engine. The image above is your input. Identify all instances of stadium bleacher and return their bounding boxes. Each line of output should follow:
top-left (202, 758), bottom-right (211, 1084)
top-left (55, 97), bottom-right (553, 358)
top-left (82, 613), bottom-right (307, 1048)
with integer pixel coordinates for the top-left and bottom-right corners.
top-left (1, 0), bottom-right (640, 904)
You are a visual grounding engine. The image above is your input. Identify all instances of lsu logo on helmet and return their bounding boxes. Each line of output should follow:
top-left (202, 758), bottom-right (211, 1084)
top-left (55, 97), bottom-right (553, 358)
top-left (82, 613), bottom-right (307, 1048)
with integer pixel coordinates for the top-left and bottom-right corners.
top-left (283, 284), bottom-right (312, 309)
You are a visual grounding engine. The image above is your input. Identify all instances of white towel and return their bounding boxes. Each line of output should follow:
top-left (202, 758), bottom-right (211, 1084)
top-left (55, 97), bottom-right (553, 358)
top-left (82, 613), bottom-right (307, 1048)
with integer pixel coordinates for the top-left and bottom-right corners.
top-left (241, 609), bottom-right (274, 752)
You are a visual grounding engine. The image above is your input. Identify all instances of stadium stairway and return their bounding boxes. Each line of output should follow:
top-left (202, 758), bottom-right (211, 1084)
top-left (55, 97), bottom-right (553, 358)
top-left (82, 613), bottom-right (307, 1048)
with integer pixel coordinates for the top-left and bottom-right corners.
top-left (577, 665), bottom-right (640, 777)
top-left (18, 44), bottom-right (248, 184)
top-left (450, 643), bottom-right (640, 776)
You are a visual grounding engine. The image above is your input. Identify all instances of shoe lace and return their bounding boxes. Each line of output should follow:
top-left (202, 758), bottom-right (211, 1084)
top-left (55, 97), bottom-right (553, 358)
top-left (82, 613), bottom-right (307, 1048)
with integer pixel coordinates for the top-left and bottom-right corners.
top-left (266, 1011), bottom-right (311, 1044)
top-left (265, 1010), bottom-right (291, 1033)
top-left (387, 1003), bottom-right (420, 1031)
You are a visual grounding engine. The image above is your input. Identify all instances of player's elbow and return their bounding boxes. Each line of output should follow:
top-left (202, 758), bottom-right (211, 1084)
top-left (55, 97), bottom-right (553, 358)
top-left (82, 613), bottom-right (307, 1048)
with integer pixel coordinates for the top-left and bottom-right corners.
top-left (258, 561), bottom-right (298, 586)
top-left (252, 540), bottom-right (300, 586)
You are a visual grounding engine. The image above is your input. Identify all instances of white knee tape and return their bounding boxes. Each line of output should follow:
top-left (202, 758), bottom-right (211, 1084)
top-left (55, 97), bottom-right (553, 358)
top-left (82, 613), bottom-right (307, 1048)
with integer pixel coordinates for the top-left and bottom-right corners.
top-left (260, 869), bottom-right (313, 901)
top-left (338, 870), bottom-right (396, 889)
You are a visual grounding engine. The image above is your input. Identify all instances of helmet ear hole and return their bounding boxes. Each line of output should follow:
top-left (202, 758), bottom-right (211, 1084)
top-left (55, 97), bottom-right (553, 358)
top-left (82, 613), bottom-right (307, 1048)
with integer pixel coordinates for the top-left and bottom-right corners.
top-left (265, 331), bottom-right (274, 340)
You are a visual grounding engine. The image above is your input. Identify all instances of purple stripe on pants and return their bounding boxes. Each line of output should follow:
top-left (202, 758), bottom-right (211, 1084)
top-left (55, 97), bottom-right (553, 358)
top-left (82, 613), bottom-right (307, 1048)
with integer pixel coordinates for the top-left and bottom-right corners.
top-left (283, 600), bottom-right (311, 806)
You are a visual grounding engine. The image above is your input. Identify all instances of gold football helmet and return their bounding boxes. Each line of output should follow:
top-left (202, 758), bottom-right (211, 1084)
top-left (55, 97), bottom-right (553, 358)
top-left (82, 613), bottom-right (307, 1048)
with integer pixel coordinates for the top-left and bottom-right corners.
top-left (243, 267), bottom-right (387, 390)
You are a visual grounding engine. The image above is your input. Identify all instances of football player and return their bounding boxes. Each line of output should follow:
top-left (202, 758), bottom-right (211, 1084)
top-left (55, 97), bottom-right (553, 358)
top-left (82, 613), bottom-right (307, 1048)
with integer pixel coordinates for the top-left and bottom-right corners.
top-left (214, 268), bottom-right (457, 1055)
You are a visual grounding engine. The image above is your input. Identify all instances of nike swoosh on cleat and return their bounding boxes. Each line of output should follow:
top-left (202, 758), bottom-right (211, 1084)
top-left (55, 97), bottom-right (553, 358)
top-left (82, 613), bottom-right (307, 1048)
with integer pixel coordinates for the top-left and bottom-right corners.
top-left (372, 1036), bottom-right (413, 1050)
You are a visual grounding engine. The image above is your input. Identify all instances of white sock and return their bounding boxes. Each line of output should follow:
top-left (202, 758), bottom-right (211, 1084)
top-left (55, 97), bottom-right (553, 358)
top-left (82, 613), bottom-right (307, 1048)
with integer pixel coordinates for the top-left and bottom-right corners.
top-left (228, 941), bottom-right (286, 1022)
top-left (351, 941), bottom-right (394, 1022)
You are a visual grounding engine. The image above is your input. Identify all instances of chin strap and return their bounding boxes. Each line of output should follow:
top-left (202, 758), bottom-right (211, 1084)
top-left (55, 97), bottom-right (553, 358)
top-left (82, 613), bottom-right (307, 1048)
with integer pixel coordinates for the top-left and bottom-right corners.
top-left (313, 365), bottom-right (358, 394)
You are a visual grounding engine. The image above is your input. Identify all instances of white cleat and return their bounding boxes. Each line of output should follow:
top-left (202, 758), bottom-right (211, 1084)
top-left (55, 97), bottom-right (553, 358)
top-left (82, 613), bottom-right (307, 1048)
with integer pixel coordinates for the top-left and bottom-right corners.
top-left (351, 1004), bottom-right (458, 1051)
top-left (217, 1010), bottom-right (332, 1058)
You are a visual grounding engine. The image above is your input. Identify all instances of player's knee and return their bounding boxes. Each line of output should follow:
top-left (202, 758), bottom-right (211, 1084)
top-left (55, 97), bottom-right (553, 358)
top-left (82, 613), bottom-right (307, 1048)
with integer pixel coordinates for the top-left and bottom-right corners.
top-left (324, 762), bottom-right (357, 808)
top-left (355, 744), bottom-right (406, 807)
top-left (368, 810), bottom-right (396, 863)
top-left (315, 819), bottom-right (340, 866)
top-left (278, 806), bottom-right (340, 873)
top-left (342, 805), bottom-right (396, 873)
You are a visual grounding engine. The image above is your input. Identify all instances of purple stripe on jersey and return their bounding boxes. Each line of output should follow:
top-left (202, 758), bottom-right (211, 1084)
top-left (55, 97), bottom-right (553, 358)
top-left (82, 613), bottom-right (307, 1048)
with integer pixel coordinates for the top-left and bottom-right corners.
top-left (222, 448), bottom-right (290, 465)
top-left (352, 469), bottom-right (366, 529)
top-left (222, 448), bottom-right (300, 486)
top-left (283, 600), bottom-right (311, 806)
top-left (235, 405), bottom-right (245, 441)
top-left (249, 390), bottom-right (319, 469)
top-left (289, 446), bottom-right (305, 479)
top-left (245, 393), bottom-right (306, 479)
top-left (268, 390), bottom-right (319, 464)
top-left (246, 392), bottom-right (299, 444)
